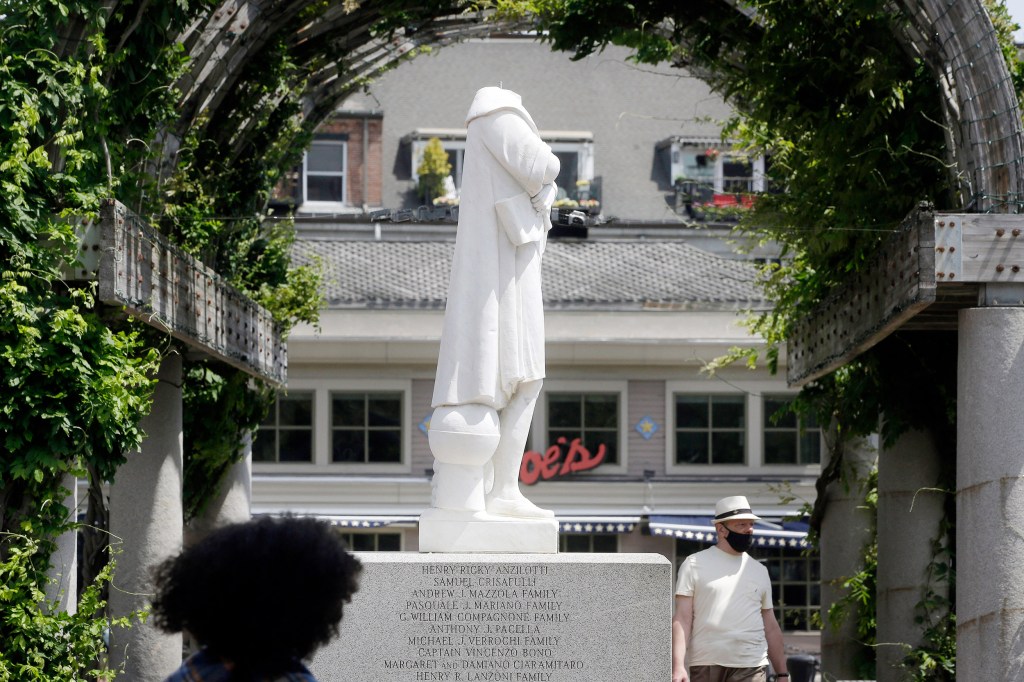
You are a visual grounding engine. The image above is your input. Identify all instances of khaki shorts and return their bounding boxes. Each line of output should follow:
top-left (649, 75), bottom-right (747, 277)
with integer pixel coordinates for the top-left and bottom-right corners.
top-left (689, 665), bottom-right (767, 682)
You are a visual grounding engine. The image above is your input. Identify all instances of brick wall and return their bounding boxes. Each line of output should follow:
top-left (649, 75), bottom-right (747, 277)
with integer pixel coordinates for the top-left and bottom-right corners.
top-left (317, 114), bottom-right (383, 207)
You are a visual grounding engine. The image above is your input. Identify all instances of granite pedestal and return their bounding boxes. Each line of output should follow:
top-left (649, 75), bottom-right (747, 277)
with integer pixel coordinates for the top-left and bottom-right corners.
top-left (311, 552), bottom-right (671, 681)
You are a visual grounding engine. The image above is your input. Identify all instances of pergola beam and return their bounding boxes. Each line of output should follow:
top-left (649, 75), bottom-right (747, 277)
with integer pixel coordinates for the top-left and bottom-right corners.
top-left (788, 208), bottom-right (1024, 386)
top-left (96, 199), bottom-right (287, 386)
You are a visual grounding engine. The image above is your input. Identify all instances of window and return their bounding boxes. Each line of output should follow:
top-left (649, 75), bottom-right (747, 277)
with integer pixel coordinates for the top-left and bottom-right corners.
top-left (409, 131), bottom-right (594, 199)
top-left (303, 138), bottom-right (347, 203)
top-left (674, 539), bottom-right (820, 632)
top-left (763, 396), bottom-right (821, 465)
top-left (330, 392), bottom-right (403, 463)
top-left (444, 147), bottom-right (466, 189)
top-left (754, 546), bottom-right (820, 631)
top-left (664, 139), bottom-right (767, 207)
top-left (560, 534), bottom-right (617, 552)
top-left (339, 531), bottom-right (402, 552)
top-left (673, 394), bottom-right (746, 465)
top-left (553, 150), bottom-right (579, 194)
top-left (547, 392), bottom-right (620, 465)
top-left (253, 392), bottom-right (313, 463)
top-left (721, 153), bottom-right (755, 193)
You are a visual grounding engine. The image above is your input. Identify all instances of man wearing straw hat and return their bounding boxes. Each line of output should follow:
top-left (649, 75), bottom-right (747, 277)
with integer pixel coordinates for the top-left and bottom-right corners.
top-left (671, 496), bottom-right (789, 682)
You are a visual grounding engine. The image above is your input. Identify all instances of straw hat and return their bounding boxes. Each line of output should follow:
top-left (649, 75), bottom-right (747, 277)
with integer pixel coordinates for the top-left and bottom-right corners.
top-left (713, 495), bottom-right (761, 524)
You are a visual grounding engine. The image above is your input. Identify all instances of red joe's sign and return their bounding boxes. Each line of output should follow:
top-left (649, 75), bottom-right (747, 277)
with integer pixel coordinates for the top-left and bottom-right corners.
top-left (519, 437), bottom-right (606, 485)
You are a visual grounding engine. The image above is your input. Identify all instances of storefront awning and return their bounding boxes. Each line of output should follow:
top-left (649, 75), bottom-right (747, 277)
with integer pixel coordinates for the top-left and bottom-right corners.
top-left (315, 515), bottom-right (420, 528)
top-left (279, 513), bottom-right (640, 535)
top-left (558, 516), bottom-right (641, 534)
top-left (649, 515), bottom-right (809, 548)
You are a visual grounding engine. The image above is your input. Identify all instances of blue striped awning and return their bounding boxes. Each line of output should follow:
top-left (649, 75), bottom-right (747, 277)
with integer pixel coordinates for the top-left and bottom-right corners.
top-left (558, 516), bottom-right (640, 534)
top-left (301, 514), bottom-right (640, 534)
top-left (318, 515), bottom-right (420, 529)
top-left (649, 515), bottom-right (809, 548)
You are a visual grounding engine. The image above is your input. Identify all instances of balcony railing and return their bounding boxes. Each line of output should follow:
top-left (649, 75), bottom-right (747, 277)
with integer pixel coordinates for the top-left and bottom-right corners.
top-left (673, 177), bottom-right (757, 223)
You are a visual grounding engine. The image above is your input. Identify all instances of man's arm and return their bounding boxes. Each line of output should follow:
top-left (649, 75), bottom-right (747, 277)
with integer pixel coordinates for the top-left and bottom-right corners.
top-left (672, 595), bottom-right (693, 682)
top-left (762, 608), bottom-right (788, 678)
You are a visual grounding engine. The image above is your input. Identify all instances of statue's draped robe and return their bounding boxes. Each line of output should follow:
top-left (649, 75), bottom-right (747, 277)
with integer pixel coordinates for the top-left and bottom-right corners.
top-left (432, 87), bottom-right (558, 411)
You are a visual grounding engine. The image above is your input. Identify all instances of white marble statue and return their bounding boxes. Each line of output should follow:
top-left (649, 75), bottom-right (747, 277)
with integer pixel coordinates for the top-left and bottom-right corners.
top-left (420, 87), bottom-right (560, 552)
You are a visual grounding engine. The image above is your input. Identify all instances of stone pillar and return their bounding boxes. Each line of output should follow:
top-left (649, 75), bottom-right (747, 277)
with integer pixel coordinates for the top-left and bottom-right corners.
top-left (819, 433), bottom-right (877, 680)
top-left (875, 427), bottom-right (946, 681)
top-left (44, 473), bottom-right (79, 613)
top-left (957, 307), bottom-right (1024, 681)
top-left (184, 436), bottom-right (252, 547)
top-left (108, 352), bottom-right (184, 681)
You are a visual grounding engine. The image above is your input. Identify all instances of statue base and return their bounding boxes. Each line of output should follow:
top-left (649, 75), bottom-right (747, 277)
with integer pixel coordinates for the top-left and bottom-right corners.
top-left (418, 507), bottom-right (558, 553)
top-left (311, 552), bottom-right (672, 681)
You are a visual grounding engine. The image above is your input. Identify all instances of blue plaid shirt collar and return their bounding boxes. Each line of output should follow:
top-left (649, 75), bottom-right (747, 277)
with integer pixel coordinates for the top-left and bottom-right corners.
top-left (165, 649), bottom-right (319, 682)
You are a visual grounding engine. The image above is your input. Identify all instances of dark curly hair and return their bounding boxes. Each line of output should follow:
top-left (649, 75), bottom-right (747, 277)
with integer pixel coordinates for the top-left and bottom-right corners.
top-left (151, 515), bottom-right (362, 675)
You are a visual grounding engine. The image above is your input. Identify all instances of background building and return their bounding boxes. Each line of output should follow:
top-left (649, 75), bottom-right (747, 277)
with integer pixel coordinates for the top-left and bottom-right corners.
top-left (260, 36), bottom-right (820, 648)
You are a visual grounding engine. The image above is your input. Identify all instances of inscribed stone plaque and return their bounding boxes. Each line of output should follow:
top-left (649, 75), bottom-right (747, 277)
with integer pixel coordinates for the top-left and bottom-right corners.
top-left (311, 553), bottom-right (671, 681)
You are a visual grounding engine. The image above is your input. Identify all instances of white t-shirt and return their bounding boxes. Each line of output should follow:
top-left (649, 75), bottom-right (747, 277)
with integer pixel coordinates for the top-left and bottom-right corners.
top-left (675, 545), bottom-right (773, 668)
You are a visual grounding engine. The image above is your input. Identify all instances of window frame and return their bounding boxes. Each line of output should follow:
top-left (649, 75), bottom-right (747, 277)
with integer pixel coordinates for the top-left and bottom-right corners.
top-left (300, 137), bottom-right (348, 210)
top-left (762, 394), bottom-right (823, 466)
top-left (329, 390), bottom-right (405, 465)
top-left (671, 393), bottom-right (748, 467)
top-left (531, 380), bottom-right (628, 475)
top-left (559, 533), bottom-right (619, 553)
top-left (666, 140), bottom-right (767, 195)
top-left (338, 530), bottom-right (404, 552)
top-left (252, 379), bottom-right (412, 474)
top-left (409, 131), bottom-right (595, 195)
top-left (665, 379), bottom-right (820, 475)
top-left (252, 389), bottom-right (316, 465)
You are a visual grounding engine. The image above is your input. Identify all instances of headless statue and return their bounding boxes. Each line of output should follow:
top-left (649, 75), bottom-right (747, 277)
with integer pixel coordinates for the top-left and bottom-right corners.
top-left (428, 86), bottom-right (559, 523)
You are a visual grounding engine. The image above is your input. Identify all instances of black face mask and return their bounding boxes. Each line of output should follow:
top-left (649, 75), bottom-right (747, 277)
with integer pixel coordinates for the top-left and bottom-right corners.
top-left (723, 527), bottom-right (754, 553)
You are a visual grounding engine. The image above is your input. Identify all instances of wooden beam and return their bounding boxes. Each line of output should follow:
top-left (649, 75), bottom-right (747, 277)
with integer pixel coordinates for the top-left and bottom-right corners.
top-left (787, 206), bottom-right (937, 387)
top-left (935, 213), bottom-right (1024, 283)
top-left (97, 199), bottom-right (287, 386)
top-left (787, 210), bottom-right (1024, 386)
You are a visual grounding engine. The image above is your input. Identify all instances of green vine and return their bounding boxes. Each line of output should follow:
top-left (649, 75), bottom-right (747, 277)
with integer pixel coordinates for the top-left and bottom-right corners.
top-left (181, 365), bottom-right (274, 521)
top-left (0, 532), bottom-right (137, 680)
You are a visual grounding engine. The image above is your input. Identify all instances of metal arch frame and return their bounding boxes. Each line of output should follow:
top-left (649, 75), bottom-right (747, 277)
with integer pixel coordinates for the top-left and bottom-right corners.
top-left (57, 2), bottom-right (1024, 384)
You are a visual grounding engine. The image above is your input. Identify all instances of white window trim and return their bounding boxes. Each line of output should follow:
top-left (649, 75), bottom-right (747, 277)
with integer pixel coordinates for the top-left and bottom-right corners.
top-left (253, 388), bottom-right (317, 467)
top-left (410, 135), bottom-right (595, 188)
top-left (532, 379), bottom-right (629, 475)
top-left (253, 379), bottom-right (412, 475)
top-left (665, 379), bottom-right (821, 476)
top-left (411, 139), bottom-right (466, 187)
top-left (299, 139), bottom-right (348, 213)
top-left (668, 142), bottom-right (766, 193)
top-left (548, 140), bottom-right (595, 184)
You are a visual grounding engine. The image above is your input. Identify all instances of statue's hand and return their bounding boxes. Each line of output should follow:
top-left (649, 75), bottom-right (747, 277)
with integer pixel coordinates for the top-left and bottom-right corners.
top-left (531, 182), bottom-right (557, 213)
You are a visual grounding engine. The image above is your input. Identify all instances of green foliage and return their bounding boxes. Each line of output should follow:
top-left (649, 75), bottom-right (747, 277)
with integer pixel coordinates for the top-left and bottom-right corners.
top-left (0, 532), bottom-right (135, 681)
top-left (1, 2), bottom-right (324, 674)
top-left (417, 137), bottom-right (453, 202)
top-left (181, 366), bottom-right (273, 521)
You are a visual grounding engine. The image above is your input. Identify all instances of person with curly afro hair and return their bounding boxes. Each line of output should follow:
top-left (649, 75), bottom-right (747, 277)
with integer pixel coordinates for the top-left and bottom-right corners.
top-left (151, 515), bottom-right (362, 681)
